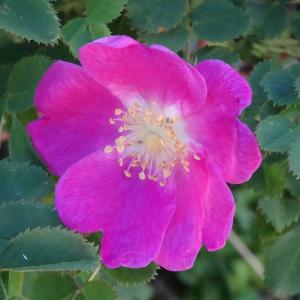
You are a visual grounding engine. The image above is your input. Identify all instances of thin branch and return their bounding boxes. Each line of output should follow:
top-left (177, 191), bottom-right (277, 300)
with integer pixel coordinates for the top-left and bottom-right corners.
top-left (229, 230), bottom-right (265, 280)
top-left (88, 265), bottom-right (101, 282)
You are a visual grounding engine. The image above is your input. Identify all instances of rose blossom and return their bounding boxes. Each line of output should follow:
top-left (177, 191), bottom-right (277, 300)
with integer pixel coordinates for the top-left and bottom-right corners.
top-left (27, 36), bottom-right (261, 271)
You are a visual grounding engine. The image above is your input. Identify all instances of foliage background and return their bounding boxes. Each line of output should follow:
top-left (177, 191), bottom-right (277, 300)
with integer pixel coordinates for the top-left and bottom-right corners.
top-left (1, 0), bottom-right (300, 299)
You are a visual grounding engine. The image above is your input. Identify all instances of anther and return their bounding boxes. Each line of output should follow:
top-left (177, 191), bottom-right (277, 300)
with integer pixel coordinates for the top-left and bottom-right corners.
top-left (139, 172), bottom-right (146, 180)
top-left (114, 108), bottom-right (122, 116)
top-left (124, 170), bottom-right (131, 178)
top-left (104, 145), bottom-right (113, 154)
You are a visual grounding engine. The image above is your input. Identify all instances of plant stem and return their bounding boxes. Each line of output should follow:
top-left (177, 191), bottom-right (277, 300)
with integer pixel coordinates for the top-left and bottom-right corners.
top-left (0, 275), bottom-right (8, 300)
top-left (88, 265), bottom-right (101, 282)
top-left (229, 230), bottom-right (265, 279)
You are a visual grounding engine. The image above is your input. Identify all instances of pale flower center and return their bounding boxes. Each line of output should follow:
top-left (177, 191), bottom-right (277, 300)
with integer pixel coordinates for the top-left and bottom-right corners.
top-left (104, 101), bottom-right (200, 186)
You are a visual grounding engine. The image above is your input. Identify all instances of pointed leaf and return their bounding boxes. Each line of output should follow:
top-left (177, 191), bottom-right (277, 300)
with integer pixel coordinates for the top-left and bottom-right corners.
top-left (288, 135), bottom-right (300, 178)
top-left (256, 116), bottom-right (299, 153)
top-left (104, 263), bottom-right (158, 285)
top-left (0, 201), bottom-right (60, 240)
top-left (5, 56), bottom-right (52, 112)
top-left (258, 196), bottom-right (300, 232)
top-left (0, 0), bottom-right (60, 44)
top-left (0, 227), bottom-right (98, 271)
top-left (0, 161), bottom-right (53, 203)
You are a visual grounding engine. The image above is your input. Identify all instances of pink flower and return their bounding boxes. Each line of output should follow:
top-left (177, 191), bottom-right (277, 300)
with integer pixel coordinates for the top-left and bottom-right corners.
top-left (27, 36), bottom-right (261, 271)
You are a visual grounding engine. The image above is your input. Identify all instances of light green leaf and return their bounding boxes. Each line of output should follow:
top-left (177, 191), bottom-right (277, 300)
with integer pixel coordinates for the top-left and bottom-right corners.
top-left (104, 263), bottom-right (158, 285)
top-left (256, 116), bottom-right (298, 153)
top-left (0, 161), bottom-right (53, 203)
top-left (127, 0), bottom-right (188, 33)
top-left (62, 17), bottom-right (92, 57)
top-left (5, 56), bottom-right (52, 113)
top-left (0, 201), bottom-right (60, 240)
top-left (0, 227), bottom-right (98, 271)
top-left (8, 272), bottom-right (24, 298)
top-left (0, 0), bottom-right (60, 44)
top-left (266, 226), bottom-right (300, 295)
top-left (192, 0), bottom-right (249, 41)
top-left (82, 281), bottom-right (116, 300)
top-left (288, 135), bottom-right (300, 178)
top-left (9, 116), bottom-right (40, 164)
top-left (258, 196), bottom-right (300, 232)
top-left (263, 163), bottom-right (286, 197)
top-left (142, 26), bottom-right (188, 52)
top-left (85, 0), bottom-right (128, 24)
top-left (26, 273), bottom-right (77, 300)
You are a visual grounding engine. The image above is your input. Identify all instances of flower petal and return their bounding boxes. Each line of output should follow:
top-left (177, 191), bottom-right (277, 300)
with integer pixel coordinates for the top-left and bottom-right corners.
top-left (27, 61), bottom-right (122, 176)
top-left (189, 113), bottom-right (261, 184)
top-left (195, 59), bottom-right (252, 115)
top-left (155, 157), bottom-right (235, 271)
top-left (55, 150), bottom-right (176, 268)
top-left (79, 35), bottom-right (207, 115)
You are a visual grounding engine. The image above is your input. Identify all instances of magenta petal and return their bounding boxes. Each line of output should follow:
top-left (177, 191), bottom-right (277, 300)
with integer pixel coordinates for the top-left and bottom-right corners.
top-left (195, 59), bottom-right (252, 115)
top-left (155, 158), bottom-right (235, 271)
top-left (27, 61), bottom-right (122, 176)
top-left (202, 162), bottom-right (235, 251)
top-left (79, 36), bottom-right (207, 115)
top-left (55, 150), bottom-right (176, 268)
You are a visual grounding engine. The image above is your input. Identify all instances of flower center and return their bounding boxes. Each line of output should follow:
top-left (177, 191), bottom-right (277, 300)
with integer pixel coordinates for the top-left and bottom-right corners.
top-left (104, 102), bottom-right (200, 186)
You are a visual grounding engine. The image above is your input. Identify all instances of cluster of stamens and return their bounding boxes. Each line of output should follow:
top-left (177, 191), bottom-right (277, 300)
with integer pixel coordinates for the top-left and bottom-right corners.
top-left (104, 102), bottom-right (200, 187)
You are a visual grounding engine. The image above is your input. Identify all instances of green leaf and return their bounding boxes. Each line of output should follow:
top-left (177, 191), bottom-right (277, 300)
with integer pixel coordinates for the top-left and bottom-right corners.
top-left (82, 281), bottom-right (116, 300)
top-left (287, 173), bottom-right (300, 199)
top-left (127, 0), bottom-right (188, 33)
top-left (258, 196), bottom-right (300, 232)
top-left (104, 263), bottom-right (158, 285)
top-left (290, 12), bottom-right (300, 40)
top-left (195, 46), bottom-right (240, 65)
top-left (0, 227), bottom-right (98, 271)
top-left (0, 201), bottom-right (60, 240)
top-left (263, 163), bottom-right (286, 197)
top-left (8, 272), bottom-right (24, 298)
top-left (85, 0), bottom-right (127, 24)
top-left (0, 0), bottom-right (60, 44)
top-left (288, 135), bottom-right (300, 178)
top-left (192, 0), bottom-right (249, 41)
top-left (0, 161), bottom-right (53, 203)
top-left (62, 17), bottom-right (92, 57)
top-left (256, 116), bottom-right (298, 153)
top-left (266, 226), bottom-right (300, 295)
top-left (28, 273), bottom-right (77, 300)
top-left (9, 116), bottom-right (40, 164)
top-left (5, 56), bottom-right (52, 113)
top-left (142, 26), bottom-right (188, 52)
top-left (89, 23), bottom-right (110, 40)
top-left (261, 66), bottom-right (300, 106)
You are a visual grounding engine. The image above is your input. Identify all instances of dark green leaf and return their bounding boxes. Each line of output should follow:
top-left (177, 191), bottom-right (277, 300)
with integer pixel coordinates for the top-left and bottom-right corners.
top-left (0, 227), bottom-right (98, 271)
top-left (81, 281), bottom-right (116, 300)
top-left (142, 26), bottom-right (188, 52)
top-left (0, 0), bottom-right (60, 44)
top-left (195, 46), bottom-right (240, 64)
top-left (261, 66), bottom-right (300, 106)
top-left (0, 201), bottom-right (60, 240)
top-left (5, 56), bottom-right (52, 113)
top-left (288, 135), bottom-right (300, 178)
top-left (62, 18), bottom-right (92, 57)
top-left (192, 0), bottom-right (249, 41)
top-left (266, 226), bottom-right (300, 295)
top-left (258, 196), bottom-right (300, 232)
top-left (127, 0), bottom-right (188, 33)
top-left (291, 12), bottom-right (300, 40)
top-left (287, 173), bottom-right (300, 199)
top-left (9, 116), bottom-right (40, 164)
top-left (104, 263), bottom-right (158, 285)
top-left (263, 163), bottom-right (286, 197)
top-left (256, 116), bottom-right (298, 153)
top-left (85, 0), bottom-right (128, 24)
top-left (0, 161), bottom-right (53, 203)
